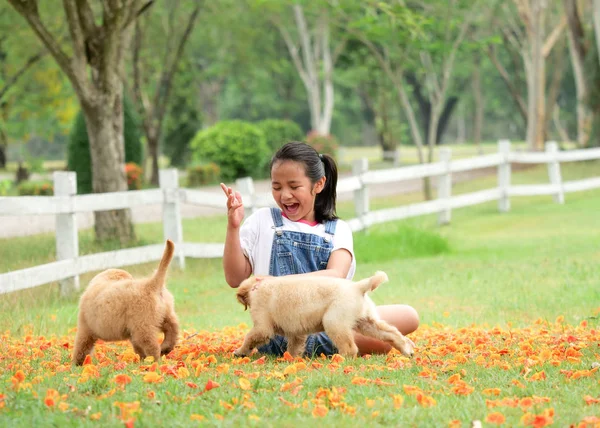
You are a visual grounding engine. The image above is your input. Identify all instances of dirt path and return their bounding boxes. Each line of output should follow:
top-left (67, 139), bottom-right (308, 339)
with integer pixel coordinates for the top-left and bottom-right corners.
top-left (0, 167), bottom-right (499, 239)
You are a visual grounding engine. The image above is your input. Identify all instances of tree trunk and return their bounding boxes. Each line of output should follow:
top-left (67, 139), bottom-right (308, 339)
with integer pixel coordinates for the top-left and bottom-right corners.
top-left (593, 0), bottom-right (600, 68)
top-left (527, 0), bottom-right (547, 150)
top-left (147, 131), bottom-right (160, 187)
top-left (0, 128), bottom-right (7, 169)
top-left (0, 144), bottom-right (6, 169)
top-left (199, 80), bottom-right (222, 128)
top-left (472, 52), bottom-right (484, 153)
top-left (552, 104), bottom-right (571, 145)
top-left (564, 0), bottom-right (592, 148)
top-left (83, 96), bottom-right (135, 243)
top-left (456, 102), bottom-right (466, 144)
top-left (277, 5), bottom-right (339, 136)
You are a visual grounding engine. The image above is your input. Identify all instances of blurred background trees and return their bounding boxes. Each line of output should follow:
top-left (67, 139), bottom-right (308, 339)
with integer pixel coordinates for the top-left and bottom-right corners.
top-left (3, 0), bottom-right (600, 241)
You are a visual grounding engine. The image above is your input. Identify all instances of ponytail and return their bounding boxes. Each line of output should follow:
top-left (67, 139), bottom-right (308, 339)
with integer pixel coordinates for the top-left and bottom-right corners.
top-left (314, 153), bottom-right (338, 223)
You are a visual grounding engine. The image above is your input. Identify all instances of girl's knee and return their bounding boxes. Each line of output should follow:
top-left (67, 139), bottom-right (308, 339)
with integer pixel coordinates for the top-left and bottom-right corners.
top-left (376, 304), bottom-right (420, 335)
top-left (400, 305), bottom-right (420, 335)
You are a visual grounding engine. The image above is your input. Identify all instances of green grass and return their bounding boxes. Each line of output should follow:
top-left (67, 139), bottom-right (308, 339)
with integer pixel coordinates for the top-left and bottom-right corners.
top-left (0, 161), bottom-right (599, 426)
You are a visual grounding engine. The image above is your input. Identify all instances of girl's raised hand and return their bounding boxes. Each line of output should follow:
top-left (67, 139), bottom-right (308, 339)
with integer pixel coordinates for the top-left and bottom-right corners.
top-left (220, 183), bottom-right (245, 228)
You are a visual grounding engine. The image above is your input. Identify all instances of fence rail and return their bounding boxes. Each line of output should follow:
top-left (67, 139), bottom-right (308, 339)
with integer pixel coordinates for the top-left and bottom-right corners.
top-left (1, 140), bottom-right (599, 296)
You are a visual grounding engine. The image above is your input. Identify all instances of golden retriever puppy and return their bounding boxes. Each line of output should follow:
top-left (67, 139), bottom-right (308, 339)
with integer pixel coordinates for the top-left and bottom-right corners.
top-left (72, 240), bottom-right (179, 365)
top-left (235, 271), bottom-right (415, 358)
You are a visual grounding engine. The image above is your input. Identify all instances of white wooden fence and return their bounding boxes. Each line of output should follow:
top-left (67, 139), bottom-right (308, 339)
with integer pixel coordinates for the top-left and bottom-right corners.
top-left (1, 140), bottom-right (600, 296)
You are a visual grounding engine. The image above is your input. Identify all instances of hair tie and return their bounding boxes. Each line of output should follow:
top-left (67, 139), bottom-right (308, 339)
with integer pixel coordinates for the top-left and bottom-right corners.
top-left (319, 153), bottom-right (324, 161)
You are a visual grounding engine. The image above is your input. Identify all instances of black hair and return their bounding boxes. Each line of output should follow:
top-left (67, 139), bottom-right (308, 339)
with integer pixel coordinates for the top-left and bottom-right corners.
top-left (270, 141), bottom-right (338, 223)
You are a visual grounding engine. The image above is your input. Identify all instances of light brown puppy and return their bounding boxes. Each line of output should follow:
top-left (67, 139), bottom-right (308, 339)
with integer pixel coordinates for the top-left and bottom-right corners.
top-left (235, 271), bottom-right (415, 358)
top-left (72, 240), bottom-right (179, 365)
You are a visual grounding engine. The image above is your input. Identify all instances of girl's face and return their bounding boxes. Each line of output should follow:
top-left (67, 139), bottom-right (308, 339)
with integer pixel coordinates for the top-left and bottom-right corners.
top-left (271, 160), bottom-right (325, 223)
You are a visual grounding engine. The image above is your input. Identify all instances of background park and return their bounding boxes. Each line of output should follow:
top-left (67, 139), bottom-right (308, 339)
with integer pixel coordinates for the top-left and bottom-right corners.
top-left (1, 0), bottom-right (599, 426)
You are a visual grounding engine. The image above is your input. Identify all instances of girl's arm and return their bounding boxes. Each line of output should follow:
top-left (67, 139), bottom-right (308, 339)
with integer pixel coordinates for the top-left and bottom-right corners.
top-left (306, 248), bottom-right (352, 278)
top-left (223, 224), bottom-right (252, 288)
top-left (221, 183), bottom-right (253, 288)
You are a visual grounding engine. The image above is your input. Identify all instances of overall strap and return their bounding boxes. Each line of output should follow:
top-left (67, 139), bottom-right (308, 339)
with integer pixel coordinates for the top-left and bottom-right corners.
top-left (270, 207), bottom-right (284, 228)
top-left (324, 219), bottom-right (337, 235)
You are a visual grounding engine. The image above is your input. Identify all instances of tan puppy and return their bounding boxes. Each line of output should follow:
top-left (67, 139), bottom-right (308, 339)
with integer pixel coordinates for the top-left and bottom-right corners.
top-left (235, 271), bottom-right (415, 358)
top-left (72, 240), bottom-right (179, 365)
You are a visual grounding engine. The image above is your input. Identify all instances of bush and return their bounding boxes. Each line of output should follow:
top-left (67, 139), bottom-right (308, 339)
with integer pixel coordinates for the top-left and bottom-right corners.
top-left (17, 181), bottom-right (53, 196)
top-left (305, 131), bottom-right (340, 159)
top-left (354, 223), bottom-right (450, 262)
top-left (0, 179), bottom-right (11, 196)
top-left (186, 163), bottom-right (221, 187)
top-left (190, 120), bottom-right (269, 182)
top-left (257, 119), bottom-right (304, 152)
top-left (125, 163), bottom-right (143, 190)
top-left (67, 97), bottom-right (144, 194)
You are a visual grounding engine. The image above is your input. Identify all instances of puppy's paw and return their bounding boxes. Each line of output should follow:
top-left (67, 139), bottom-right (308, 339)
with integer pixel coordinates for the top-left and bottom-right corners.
top-left (233, 348), bottom-right (247, 357)
top-left (398, 336), bottom-right (415, 358)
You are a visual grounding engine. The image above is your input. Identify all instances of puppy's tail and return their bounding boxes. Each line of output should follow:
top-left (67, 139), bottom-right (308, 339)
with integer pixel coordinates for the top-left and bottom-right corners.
top-left (149, 239), bottom-right (175, 289)
top-left (354, 271), bottom-right (388, 294)
top-left (236, 279), bottom-right (254, 311)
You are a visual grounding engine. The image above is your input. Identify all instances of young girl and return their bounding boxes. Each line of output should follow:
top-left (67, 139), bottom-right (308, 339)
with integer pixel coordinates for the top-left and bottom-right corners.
top-left (221, 141), bottom-right (419, 357)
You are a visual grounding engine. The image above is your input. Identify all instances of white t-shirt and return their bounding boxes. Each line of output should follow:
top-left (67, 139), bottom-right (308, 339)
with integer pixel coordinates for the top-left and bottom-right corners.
top-left (239, 207), bottom-right (356, 280)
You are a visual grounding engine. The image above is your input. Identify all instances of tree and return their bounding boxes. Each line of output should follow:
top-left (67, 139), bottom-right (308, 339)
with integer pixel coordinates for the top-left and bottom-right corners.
top-left (336, 1), bottom-right (477, 198)
top-left (266, 1), bottom-right (346, 135)
top-left (492, 1), bottom-right (566, 150)
top-left (0, 4), bottom-right (45, 168)
top-left (563, 0), bottom-right (592, 148)
top-left (129, 0), bottom-right (200, 185)
top-left (7, 0), bottom-right (153, 243)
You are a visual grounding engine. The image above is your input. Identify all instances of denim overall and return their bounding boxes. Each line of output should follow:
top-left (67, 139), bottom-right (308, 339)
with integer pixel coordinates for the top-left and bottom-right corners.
top-left (257, 207), bottom-right (338, 357)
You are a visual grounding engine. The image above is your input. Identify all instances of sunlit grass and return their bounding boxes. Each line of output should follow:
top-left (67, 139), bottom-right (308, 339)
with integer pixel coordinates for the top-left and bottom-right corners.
top-left (0, 157), bottom-right (599, 426)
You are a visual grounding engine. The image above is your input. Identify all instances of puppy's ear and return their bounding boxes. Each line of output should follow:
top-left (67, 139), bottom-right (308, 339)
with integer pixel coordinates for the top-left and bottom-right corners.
top-left (236, 287), bottom-right (250, 311)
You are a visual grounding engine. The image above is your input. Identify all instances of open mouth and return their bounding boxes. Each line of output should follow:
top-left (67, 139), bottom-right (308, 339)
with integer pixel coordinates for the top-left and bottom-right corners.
top-left (283, 203), bottom-right (300, 216)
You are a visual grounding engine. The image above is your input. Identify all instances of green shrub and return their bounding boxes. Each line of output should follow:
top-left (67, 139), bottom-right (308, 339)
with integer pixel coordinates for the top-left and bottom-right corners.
top-left (17, 181), bottom-right (54, 196)
top-left (67, 97), bottom-right (144, 194)
top-left (306, 131), bottom-right (339, 159)
top-left (0, 179), bottom-right (11, 196)
top-left (354, 223), bottom-right (450, 262)
top-left (190, 120), bottom-right (269, 182)
top-left (257, 119), bottom-right (304, 152)
top-left (186, 163), bottom-right (221, 187)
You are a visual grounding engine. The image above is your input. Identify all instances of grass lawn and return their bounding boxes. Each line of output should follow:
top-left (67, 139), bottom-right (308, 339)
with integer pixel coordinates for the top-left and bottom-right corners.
top-left (0, 162), bottom-right (599, 426)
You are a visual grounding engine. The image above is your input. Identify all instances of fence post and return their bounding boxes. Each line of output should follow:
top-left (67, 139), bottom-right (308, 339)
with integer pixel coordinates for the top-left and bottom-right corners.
top-left (545, 141), bottom-right (564, 204)
top-left (159, 169), bottom-right (185, 269)
top-left (437, 147), bottom-right (452, 225)
top-left (54, 171), bottom-right (80, 296)
top-left (236, 177), bottom-right (256, 215)
top-left (353, 158), bottom-right (369, 229)
top-left (497, 139), bottom-right (511, 212)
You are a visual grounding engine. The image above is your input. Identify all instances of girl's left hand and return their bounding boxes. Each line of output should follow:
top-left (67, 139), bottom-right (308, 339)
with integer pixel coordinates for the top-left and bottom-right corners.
top-left (220, 183), bottom-right (245, 228)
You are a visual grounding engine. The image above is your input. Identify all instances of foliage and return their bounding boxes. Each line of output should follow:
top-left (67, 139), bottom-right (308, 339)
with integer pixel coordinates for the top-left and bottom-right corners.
top-left (257, 119), bottom-right (304, 152)
top-left (190, 120), bottom-right (269, 181)
top-left (17, 180), bottom-right (53, 196)
top-left (0, 179), bottom-right (11, 196)
top-left (25, 156), bottom-right (45, 174)
top-left (162, 70), bottom-right (201, 168)
top-left (305, 131), bottom-right (339, 158)
top-left (186, 163), bottom-right (221, 187)
top-left (67, 98), bottom-right (144, 194)
top-left (0, 6), bottom-right (77, 146)
top-left (125, 163), bottom-right (143, 191)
